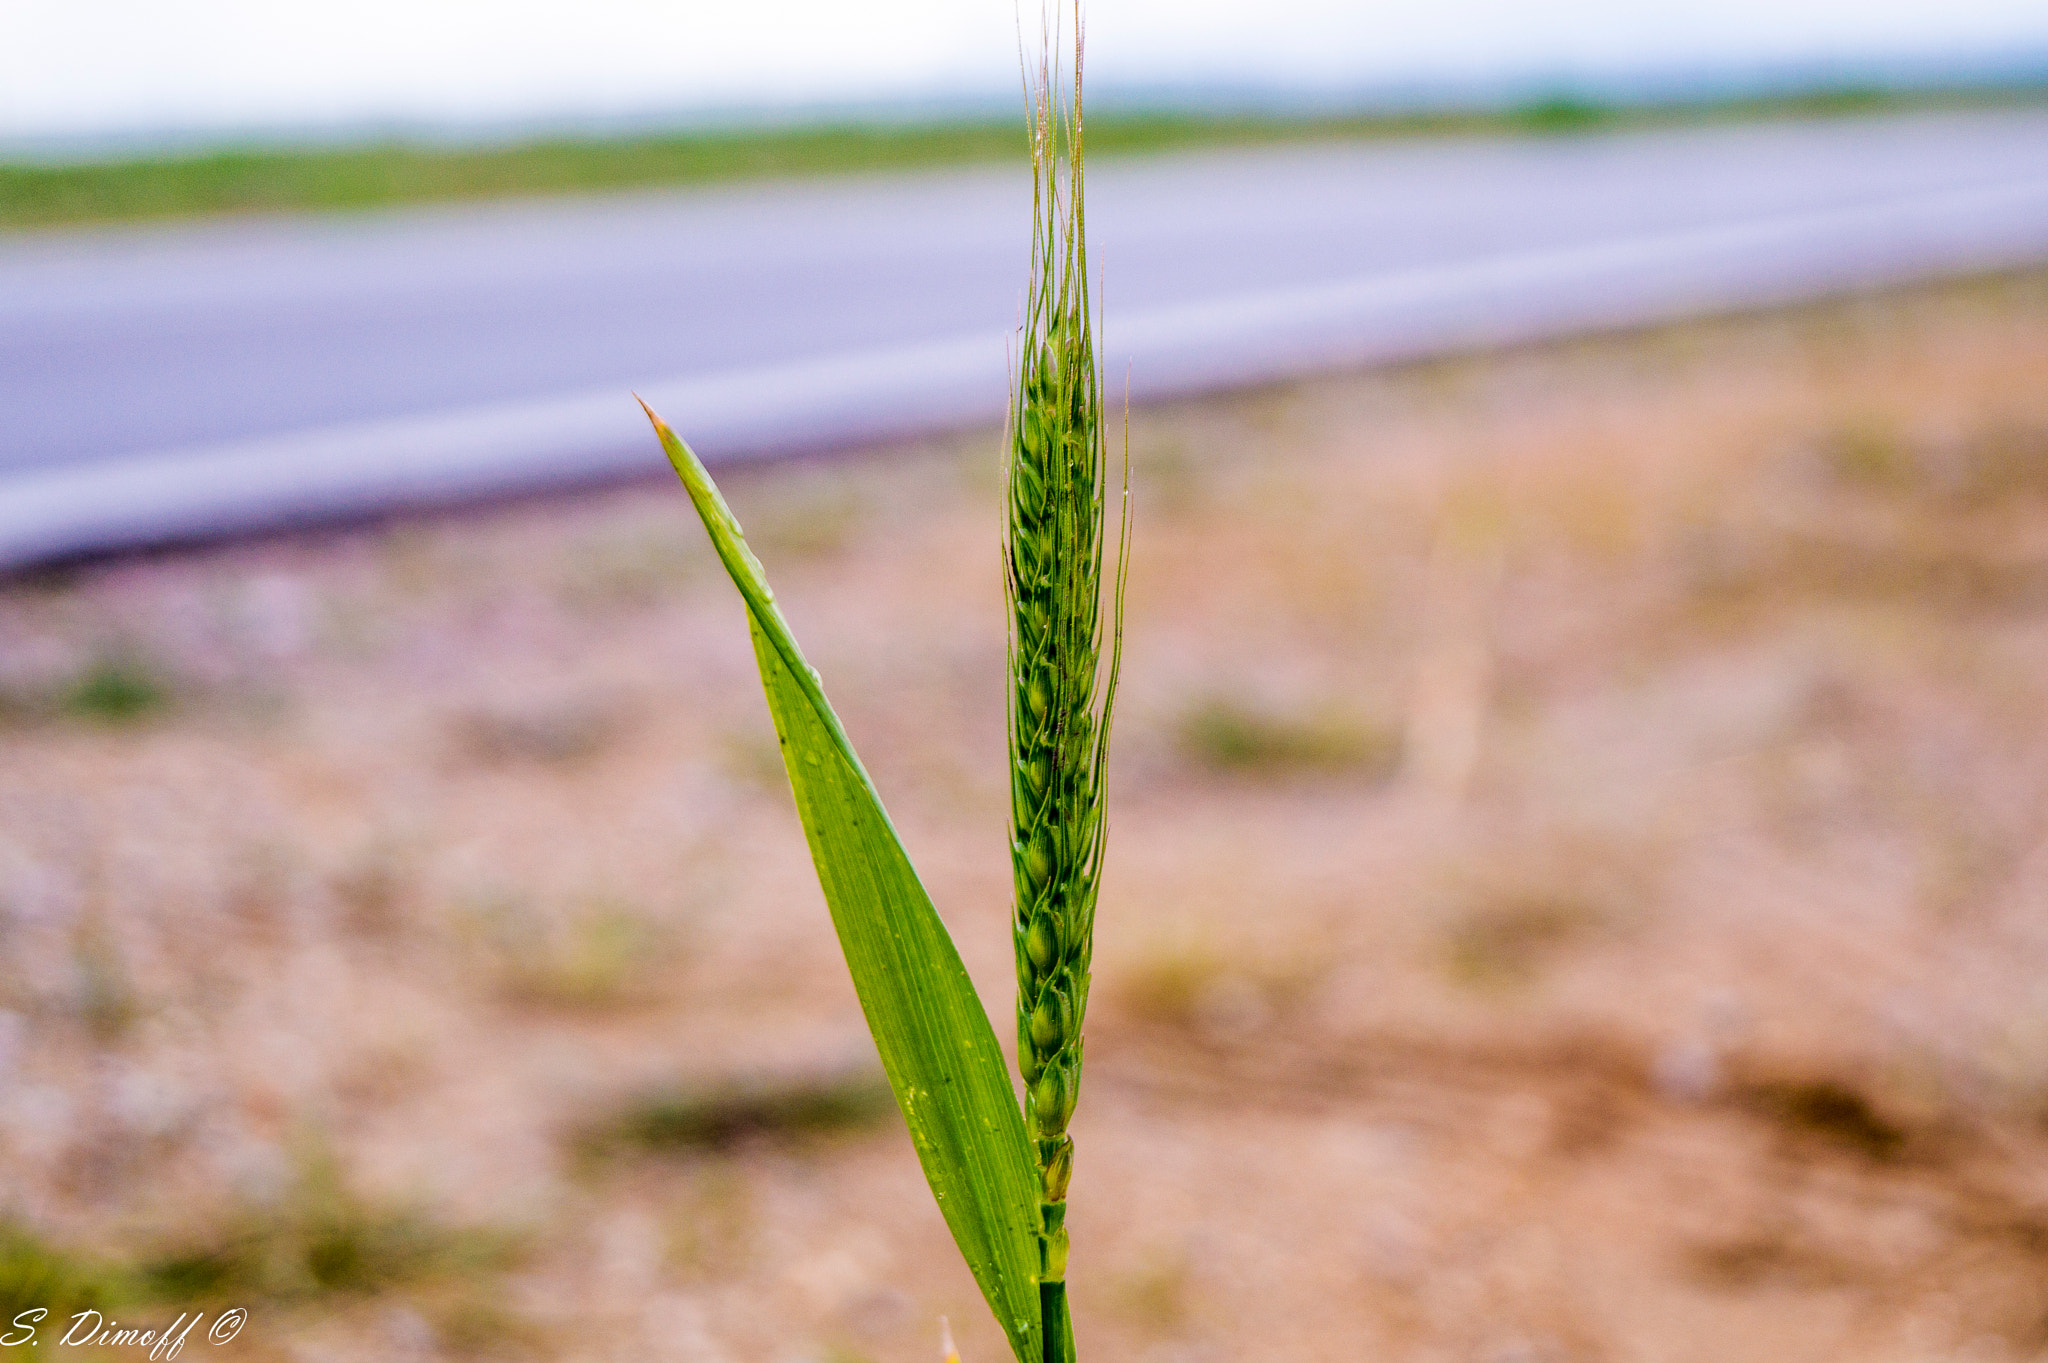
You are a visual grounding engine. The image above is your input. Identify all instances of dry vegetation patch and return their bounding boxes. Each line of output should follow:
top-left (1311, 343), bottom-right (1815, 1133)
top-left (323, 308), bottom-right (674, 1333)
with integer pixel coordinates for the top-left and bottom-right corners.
top-left (4, 272), bottom-right (2048, 1361)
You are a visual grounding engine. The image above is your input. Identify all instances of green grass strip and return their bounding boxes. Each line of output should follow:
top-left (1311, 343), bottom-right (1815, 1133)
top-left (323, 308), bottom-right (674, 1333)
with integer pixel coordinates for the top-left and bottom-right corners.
top-left (7, 82), bottom-right (2045, 231)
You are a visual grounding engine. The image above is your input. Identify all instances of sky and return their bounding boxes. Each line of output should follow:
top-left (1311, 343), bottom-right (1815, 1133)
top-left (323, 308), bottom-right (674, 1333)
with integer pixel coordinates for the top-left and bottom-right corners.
top-left (5, 0), bottom-right (2048, 145)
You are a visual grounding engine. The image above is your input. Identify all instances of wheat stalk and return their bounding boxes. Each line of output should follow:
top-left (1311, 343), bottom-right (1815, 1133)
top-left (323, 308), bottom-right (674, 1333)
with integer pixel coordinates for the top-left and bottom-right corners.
top-left (642, 13), bottom-right (1124, 1360)
top-left (1007, 11), bottom-right (1127, 1359)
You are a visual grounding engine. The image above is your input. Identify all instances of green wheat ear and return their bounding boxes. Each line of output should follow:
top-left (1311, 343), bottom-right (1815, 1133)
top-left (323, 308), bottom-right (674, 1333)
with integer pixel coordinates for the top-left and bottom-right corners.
top-left (1008, 11), bottom-right (1130, 1360)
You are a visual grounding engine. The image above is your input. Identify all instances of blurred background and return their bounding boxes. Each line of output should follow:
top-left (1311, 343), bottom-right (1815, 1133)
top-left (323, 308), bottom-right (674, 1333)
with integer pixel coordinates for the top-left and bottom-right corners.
top-left (6, 3), bottom-right (2048, 1362)
top-left (8, 0), bottom-right (2048, 146)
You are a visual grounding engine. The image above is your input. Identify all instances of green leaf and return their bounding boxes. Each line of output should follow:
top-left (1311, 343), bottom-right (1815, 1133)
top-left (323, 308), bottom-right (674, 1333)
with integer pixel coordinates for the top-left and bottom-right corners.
top-left (642, 402), bottom-right (1044, 1363)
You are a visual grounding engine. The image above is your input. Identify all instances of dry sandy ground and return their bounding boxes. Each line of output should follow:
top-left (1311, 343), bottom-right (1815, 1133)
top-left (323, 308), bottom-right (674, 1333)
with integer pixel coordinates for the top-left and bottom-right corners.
top-left (5, 271), bottom-right (2048, 1363)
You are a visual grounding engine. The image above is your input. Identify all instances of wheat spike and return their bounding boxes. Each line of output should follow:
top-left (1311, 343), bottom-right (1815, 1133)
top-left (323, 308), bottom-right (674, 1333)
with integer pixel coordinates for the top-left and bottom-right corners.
top-left (1006, 5), bottom-right (1127, 1346)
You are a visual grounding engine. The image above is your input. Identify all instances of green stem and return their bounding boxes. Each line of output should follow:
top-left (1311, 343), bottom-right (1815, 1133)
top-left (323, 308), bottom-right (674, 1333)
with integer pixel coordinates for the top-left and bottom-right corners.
top-left (1040, 1280), bottom-right (1073, 1363)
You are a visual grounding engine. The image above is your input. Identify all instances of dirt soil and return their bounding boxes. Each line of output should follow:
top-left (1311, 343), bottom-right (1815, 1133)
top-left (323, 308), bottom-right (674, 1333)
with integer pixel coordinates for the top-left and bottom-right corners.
top-left (6, 271), bottom-right (2048, 1363)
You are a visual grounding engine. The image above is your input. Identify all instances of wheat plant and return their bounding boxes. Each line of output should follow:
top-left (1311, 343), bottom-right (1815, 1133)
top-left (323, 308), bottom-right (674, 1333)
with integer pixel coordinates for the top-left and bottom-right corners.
top-left (637, 12), bottom-right (1118, 1363)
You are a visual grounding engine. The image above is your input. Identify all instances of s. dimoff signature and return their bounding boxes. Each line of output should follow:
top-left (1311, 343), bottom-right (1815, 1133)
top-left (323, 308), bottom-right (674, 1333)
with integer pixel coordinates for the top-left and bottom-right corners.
top-left (3, 1308), bottom-right (246, 1359)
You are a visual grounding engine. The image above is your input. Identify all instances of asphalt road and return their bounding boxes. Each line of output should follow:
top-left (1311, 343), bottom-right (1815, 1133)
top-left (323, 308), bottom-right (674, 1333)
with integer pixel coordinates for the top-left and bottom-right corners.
top-left (5, 110), bottom-right (2048, 568)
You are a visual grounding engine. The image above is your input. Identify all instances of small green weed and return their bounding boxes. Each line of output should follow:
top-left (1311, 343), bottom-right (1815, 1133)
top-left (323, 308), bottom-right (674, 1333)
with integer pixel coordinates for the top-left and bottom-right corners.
top-left (140, 1157), bottom-right (516, 1302)
top-left (1176, 695), bottom-right (1399, 779)
top-left (63, 658), bottom-right (168, 725)
top-left (0, 1223), bottom-right (126, 1327)
top-left (0, 654), bottom-right (174, 728)
top-left (583, 1066), bottom-right (893, 1157)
